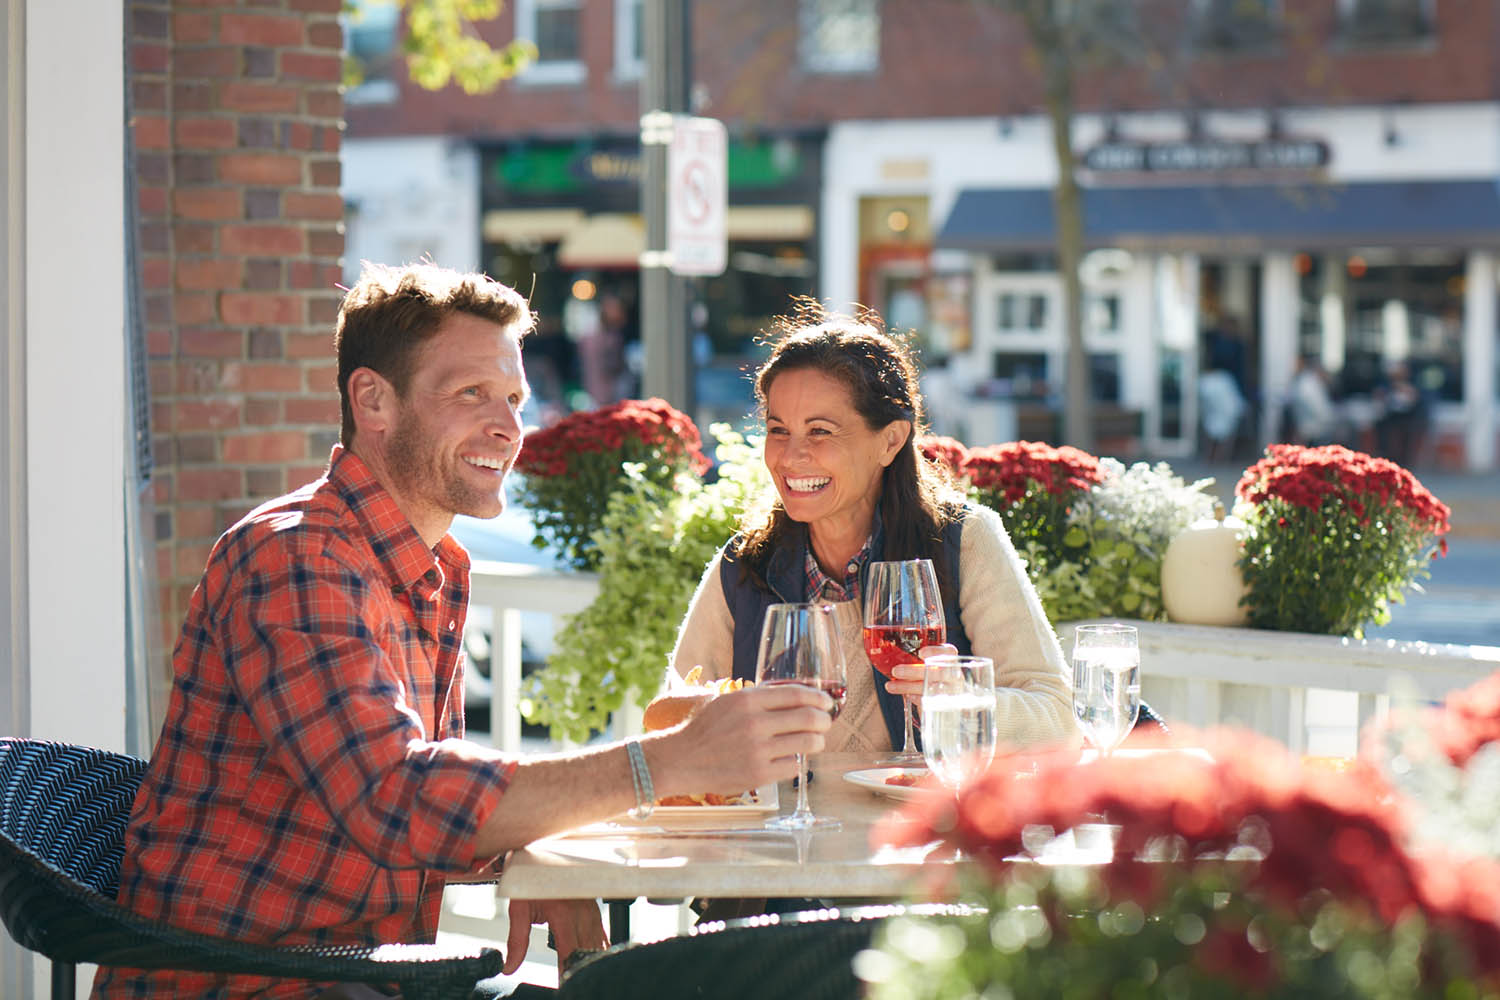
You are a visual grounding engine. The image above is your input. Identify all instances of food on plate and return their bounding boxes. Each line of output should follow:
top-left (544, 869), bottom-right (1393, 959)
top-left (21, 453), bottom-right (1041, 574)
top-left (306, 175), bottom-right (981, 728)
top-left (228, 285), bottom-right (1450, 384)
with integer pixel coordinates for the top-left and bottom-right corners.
top-left (884, 773), bottom-right (923, 787)
top-left (641, 666), bottom-right (749, 731)
top-left (641, 666), bottom-right (757, 807)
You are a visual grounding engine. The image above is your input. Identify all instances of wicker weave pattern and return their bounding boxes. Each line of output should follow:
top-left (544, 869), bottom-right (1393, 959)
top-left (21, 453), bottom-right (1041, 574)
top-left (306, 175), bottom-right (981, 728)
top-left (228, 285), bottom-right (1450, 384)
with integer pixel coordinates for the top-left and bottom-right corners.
top-left (0, 738), bottom-right (503, 1000)
top-left (560, 904), bottom-right (981, 1000)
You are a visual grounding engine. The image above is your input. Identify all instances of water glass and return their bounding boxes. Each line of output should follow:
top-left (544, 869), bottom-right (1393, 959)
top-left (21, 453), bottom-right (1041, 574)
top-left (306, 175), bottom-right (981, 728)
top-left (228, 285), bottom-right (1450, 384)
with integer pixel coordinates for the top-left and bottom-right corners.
top-left (1071, 623), bottom-right (1141, 756)
top-left (920, 654), bottom-right (998, 790)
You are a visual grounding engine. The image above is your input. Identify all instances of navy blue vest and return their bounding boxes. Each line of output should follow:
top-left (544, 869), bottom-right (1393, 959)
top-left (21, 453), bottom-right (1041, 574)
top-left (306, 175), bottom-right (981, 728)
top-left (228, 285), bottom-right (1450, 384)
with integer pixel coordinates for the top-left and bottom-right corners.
top-left (717, 513), bottom-right (972, 750)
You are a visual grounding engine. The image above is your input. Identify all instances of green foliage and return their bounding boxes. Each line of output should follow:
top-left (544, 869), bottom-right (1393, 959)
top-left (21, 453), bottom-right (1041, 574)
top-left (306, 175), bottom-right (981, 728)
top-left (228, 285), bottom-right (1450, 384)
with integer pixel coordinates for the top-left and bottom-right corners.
top-left (519, 427), bottom-right (768, 744)
top-left (862, 866), bottom-right (1470, 1000)
top-left (343, 0), bottom-right (535, 95)
top-left (996, 460), bottom-right (1215, 625)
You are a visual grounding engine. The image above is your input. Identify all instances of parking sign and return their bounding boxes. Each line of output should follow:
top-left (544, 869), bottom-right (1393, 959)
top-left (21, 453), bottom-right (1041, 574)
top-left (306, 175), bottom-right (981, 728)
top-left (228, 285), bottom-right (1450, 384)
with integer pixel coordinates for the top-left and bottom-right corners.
top-left (667, 116), bottom-right (727, 276)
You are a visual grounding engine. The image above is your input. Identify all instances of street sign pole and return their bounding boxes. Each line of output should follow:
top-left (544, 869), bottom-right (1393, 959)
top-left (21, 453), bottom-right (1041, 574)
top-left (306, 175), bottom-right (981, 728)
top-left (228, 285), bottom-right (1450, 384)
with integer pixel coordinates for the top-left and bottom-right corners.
top-left (640, 0), bottom-right (692, 412)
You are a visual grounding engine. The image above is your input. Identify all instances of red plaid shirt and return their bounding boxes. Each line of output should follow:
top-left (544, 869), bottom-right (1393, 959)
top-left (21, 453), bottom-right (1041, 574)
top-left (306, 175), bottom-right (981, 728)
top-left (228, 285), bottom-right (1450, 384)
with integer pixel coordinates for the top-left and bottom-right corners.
top-left (94, 446), bottom-right (516, 999)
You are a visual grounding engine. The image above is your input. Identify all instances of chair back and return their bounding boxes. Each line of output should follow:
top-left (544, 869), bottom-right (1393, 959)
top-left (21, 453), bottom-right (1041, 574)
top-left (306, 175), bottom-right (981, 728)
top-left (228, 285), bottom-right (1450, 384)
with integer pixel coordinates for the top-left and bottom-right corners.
top-left (560, 903), bottom-right (980, 1000)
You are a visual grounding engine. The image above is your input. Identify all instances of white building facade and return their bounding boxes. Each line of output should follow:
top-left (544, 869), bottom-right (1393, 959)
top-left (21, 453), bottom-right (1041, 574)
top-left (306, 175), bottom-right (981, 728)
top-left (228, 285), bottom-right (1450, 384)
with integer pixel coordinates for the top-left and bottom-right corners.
top-left (821, 103), bottom-right (1500, 472)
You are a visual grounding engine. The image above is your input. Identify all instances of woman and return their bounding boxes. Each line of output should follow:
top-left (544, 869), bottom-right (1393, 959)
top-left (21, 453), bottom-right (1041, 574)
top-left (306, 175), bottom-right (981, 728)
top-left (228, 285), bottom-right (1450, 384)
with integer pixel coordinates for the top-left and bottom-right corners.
top-left (668, 302), bottom-right (1074, 755)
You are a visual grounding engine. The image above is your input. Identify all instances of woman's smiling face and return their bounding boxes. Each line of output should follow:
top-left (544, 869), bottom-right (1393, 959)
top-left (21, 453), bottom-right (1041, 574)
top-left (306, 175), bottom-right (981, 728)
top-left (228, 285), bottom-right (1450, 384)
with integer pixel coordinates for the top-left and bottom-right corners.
top-left (762, 367), bottom-right (909, 540)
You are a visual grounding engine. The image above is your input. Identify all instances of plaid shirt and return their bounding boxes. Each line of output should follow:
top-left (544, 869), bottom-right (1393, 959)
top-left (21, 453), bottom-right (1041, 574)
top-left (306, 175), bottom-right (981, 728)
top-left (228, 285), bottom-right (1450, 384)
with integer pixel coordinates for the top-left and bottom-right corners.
top-left (804, 532), bottom-right (874, 604)
top-left (94, 447), bottom-right (515, 1000)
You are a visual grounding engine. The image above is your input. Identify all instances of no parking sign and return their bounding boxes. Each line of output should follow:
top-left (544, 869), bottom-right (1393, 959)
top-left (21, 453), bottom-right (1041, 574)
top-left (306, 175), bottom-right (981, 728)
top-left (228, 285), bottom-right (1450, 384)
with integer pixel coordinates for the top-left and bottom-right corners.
top-left (667, 116), bottom-right (727, 276)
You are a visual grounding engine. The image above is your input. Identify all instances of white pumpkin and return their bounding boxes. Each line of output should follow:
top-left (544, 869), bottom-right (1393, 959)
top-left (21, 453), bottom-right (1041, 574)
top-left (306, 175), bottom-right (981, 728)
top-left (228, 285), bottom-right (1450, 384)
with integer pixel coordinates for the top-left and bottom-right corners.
top-left (1161, 502), bottom-right (1249, 627)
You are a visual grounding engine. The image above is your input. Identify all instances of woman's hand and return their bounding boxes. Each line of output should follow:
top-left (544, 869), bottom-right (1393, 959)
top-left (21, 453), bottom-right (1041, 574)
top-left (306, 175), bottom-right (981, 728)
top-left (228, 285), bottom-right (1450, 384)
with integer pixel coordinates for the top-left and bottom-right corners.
top-left (883, 643), bottom-right (959, 700)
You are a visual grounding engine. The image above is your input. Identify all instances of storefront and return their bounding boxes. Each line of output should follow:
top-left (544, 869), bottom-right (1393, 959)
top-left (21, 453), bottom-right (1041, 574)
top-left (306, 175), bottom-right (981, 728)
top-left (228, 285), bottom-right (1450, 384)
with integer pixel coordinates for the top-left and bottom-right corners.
top-left (478, 131), bottom-right (824, 418)
top-left (821, 108), bottom-right (1500, 471)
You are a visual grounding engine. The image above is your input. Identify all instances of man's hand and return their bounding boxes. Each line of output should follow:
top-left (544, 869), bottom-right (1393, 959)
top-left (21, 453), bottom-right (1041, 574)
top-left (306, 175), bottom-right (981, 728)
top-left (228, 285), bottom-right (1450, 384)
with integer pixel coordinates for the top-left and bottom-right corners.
top-left (884, 643), bottom-right (958, 700)
top-left (503, 897), bottom-right (608, 975)
top-left (646, 684), bottom-right (834, 799)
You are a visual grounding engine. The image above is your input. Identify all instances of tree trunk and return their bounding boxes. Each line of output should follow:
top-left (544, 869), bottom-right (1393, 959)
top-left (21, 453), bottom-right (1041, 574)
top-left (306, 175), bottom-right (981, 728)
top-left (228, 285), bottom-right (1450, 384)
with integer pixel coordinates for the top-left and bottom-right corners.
top-left (1038, 33), bottom-right (1094, 452)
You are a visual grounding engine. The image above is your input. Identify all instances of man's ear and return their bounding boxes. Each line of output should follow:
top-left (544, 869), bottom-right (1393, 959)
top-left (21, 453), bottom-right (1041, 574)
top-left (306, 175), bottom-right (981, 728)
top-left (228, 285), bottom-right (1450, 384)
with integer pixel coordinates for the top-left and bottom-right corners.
top-left (348, 367), bottom-right (396, 438)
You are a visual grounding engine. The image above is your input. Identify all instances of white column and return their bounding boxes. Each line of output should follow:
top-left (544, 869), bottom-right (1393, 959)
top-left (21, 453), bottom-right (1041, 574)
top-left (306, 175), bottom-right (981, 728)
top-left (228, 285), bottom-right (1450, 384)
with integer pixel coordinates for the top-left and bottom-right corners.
top-left (1259, 254), bottom-right (1300, 447)
top-left (24, 0), bottom-right (128, 751)
top-left (1464, 251), bottom-right (1496, 472)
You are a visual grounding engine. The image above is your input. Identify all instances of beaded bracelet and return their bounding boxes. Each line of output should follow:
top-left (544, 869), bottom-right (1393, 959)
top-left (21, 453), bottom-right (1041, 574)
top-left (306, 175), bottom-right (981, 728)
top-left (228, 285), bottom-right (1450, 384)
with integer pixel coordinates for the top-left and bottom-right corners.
top-left (626, 738), bottom-right (655, 820)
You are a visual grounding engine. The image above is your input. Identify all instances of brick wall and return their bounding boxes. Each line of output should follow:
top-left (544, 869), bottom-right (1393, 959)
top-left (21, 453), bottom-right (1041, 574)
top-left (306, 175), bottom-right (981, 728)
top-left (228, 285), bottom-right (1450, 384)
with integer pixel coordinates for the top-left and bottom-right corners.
top-left (127, 0), bottom-right (346, 673)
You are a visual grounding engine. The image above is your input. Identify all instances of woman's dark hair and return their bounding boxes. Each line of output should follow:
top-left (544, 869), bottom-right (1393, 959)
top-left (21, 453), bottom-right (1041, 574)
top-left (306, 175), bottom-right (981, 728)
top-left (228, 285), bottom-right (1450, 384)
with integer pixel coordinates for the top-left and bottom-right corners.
top-left (732, 298), bottom-right (964, 592)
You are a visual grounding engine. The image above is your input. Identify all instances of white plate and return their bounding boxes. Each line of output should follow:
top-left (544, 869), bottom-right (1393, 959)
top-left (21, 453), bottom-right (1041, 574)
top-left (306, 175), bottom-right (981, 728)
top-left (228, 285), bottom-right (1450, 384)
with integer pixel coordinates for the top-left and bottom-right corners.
top-left (843, 767), bottom-right (939, 802)
top-left (607, 783), bottom-right (780, 827)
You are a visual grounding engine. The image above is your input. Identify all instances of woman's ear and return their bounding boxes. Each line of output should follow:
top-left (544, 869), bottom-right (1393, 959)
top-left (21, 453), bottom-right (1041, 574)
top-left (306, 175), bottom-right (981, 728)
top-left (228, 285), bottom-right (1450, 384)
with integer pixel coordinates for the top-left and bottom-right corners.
top-left (347, 367), bottom-right (395, 439)
top-left (879, 419), bottom-right (913, 467)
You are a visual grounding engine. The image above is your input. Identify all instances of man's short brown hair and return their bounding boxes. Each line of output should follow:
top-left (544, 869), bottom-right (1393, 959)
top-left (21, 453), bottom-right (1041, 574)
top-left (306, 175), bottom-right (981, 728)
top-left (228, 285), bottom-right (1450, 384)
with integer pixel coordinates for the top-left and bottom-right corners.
top-left (333, 261), bottom-right (534, 446)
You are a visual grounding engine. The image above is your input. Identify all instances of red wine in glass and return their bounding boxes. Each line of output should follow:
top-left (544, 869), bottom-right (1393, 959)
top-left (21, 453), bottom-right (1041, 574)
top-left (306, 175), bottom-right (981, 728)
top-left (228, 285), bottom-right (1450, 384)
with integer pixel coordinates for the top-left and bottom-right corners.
top-left (765, 677), bottom-right (847, 719)
top-left (863, 625), bottom-right (948, 678)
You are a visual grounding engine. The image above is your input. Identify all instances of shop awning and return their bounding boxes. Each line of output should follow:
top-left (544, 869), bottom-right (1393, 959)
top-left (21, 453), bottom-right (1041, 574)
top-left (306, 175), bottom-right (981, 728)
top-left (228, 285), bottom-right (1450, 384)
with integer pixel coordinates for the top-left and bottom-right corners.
top-left (936, 179), bottom-right (1500, 253)
top-left (482, 208), bottom-right (584, 244)
top-left (555, 213), bottom-right (645, 268)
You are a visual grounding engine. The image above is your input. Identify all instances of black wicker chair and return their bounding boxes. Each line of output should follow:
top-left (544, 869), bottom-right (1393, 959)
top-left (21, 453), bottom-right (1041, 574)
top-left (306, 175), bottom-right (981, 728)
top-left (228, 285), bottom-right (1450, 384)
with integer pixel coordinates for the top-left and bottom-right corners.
top-left (0, 737), bottom-right (505, 1000)
top-left (558, 903), bottom-right (981, 1000)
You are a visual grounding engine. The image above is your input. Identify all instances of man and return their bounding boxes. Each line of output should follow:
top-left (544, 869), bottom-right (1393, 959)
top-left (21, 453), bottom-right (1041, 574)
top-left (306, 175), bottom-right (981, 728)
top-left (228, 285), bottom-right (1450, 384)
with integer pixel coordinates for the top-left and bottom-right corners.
top-left (93, 262), bottom-right (833, 999)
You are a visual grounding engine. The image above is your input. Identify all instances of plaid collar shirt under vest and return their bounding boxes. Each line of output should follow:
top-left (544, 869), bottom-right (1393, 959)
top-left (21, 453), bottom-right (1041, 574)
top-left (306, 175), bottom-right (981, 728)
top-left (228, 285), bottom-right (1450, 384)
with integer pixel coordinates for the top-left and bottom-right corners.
top-left (95, 445), bottom-right (516, 1000)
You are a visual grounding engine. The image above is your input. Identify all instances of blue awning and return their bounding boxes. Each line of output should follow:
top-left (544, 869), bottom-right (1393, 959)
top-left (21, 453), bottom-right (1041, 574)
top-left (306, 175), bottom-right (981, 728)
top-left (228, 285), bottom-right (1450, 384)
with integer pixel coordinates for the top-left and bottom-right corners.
top-left (936, 179), bottom-right (1500, 253)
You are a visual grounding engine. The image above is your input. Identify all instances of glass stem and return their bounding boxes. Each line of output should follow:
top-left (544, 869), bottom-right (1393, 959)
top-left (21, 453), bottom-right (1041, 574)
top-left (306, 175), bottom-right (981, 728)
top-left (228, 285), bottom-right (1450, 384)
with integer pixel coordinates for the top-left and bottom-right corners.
top-left (902, 696), bottom-right (917, 754)
top-left (793, 753), bottom-right (811, 816)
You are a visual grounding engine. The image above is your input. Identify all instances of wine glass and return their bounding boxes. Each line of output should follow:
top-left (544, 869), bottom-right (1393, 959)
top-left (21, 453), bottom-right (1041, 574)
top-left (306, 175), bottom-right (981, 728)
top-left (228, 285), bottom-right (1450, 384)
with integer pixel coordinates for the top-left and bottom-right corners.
top-left (862, 559), bottom-right (946, 765)
top-left (1071, 623), bottom-right (1141, 757)
top-left (920, 655), bottom-right (998, 791)
top-left (755, 602), bottom-right (847, 831)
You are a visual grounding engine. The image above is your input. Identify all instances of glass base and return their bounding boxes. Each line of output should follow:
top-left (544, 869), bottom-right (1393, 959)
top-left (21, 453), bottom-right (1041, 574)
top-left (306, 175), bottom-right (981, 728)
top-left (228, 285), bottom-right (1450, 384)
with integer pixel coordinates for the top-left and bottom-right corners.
top-left (765, 812), bottom-right (840, 831)
top-left (879, 749), bottom-right (927, 767)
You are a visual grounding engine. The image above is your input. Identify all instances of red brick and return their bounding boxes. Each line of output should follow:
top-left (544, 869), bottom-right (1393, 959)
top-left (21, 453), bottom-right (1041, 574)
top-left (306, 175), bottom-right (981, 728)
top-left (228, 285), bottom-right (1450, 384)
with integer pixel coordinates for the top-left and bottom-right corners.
top-left (138, 186), bottom-right (168, 216)
top-left (219, 82), bottom-right (299, 114)
top-left (155, 548), bottom-right (174, 584)
top-left (142, 258), bottom-right (171, 290)
top-left (180, 327), bottom-right (244, 358)
top-left (181, 360), bottom-right (226, 394)
top-left (222, 430), bottom-right (308, 463)
top-left (320, 126), bottom-right (341, 153)
top-left (177, 257), bottom-right (244, 290)
top-left (174, 187), bottom-right (243, 220)
top-left (176, 293), bottom-right (219, 326)
top-left (222, 225), bottom-right (304, 256)
top-left (245, 398), bottom-right (283, 425)
top-left (241, 364), bottom-right (305, 392)
top-left (220, 12), bottom-right (304, 47)
top-left (290, 0), bottom-right (344, 13)
top-left (303, 363), bottom-right (339, 391)
top-left (308, 158), bottom-right (341, 187)
top-left (288, 463), bottom-right (329, 485)
top-left (132, 43), bottom-right (169, 74)
top-left (177, 467), bottom-right (244, 503)
top-left (281, 52), bottom-right (342, 83)
top-left (174, 222), bottom-right (216, 254)
top-left (176, 505), bottom-right (221, 541)
top-left (308, 228), bottom-right (344, 257)
top-left (174, 82), bottom-right (216, 112)
top-left (304, 89), bottom-right (343, 119)
top-left (283, 192), bottom-right (344, 221)
top-left (175, 116), bottom-right (237, 149)
top-left (148, 360), bottom-right (175, 395)
top-left (286, 331), bottom-right (334, 359)
top-left (283, 122), bottom-right (314, 150)
top-left (220, 292), bottom-right (304, 326)
top-left (288, 261), bottom-right (342, 291)
top-left (132, 114), bottom-right (169, 149)
top-left (132, 80), bottom-right (167, 111)
top-left (176, 542), bottom-right (216, 577)
top-left (176, 398), bottom-right (242, 430)
top-left (172, 11), bottom-right (217, 44)
top-left (307, 295), bottom-right (341, 326)
top-left (219, 153), bottom-right (301, 185)
top-left (147, 329), bottom-right (173, 358)
top-left (307, 20), bottom-right (343, 50)
top-left (285, 397), bottom-right (341, 425)
top-left (178, 46), bottom-right (239, 79)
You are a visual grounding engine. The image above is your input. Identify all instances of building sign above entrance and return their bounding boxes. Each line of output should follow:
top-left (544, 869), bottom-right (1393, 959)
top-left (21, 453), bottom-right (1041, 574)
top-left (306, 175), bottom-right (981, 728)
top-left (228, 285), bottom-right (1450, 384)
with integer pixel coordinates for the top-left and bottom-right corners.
top-left (1081, 137), bottom-right (1330, 175)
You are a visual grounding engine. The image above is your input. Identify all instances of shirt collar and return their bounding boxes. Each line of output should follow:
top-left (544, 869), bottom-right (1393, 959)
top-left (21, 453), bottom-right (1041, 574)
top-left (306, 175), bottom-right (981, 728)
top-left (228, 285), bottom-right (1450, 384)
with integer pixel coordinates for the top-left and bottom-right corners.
top-left (804, 510), bottom-right (882, 603)
top-left (325, 444), bottom-right (467, 595)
